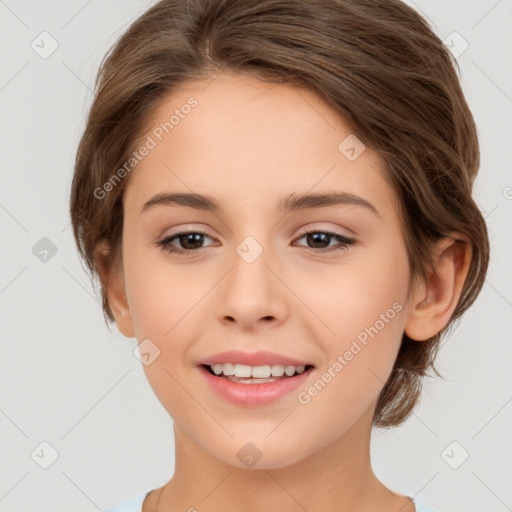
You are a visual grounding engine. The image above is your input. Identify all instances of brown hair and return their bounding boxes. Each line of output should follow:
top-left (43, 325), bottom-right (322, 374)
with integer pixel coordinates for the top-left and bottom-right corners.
top-left (69, 0), bottom-right (490, 428)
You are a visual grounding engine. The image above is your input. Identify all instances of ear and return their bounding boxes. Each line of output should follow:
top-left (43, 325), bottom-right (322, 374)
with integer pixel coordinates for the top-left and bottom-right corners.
top-left (404, 233), bottom-right (472, 341)
top-left (94, 240), bottom-right (135, 338)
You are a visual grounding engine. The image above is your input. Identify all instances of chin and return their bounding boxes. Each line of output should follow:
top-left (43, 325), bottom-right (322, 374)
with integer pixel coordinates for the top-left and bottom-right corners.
top-left (211, 441), bottom-right (308, 471)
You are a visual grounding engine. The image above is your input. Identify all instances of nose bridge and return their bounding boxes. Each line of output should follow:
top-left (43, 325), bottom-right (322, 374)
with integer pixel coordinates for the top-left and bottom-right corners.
top-left (216, 230), bottom-right (287, 328)
top-left (231, 232), bottom-right (274, 300)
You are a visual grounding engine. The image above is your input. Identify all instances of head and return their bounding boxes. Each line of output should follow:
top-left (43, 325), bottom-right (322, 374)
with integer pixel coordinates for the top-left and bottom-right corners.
top-left (70, 0), bottom-right (489, 468)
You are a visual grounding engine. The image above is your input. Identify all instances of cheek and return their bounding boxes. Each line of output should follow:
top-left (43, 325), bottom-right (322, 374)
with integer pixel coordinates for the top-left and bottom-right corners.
top-left (301, 239), bottom-right (410, 342)
top-left (123, 241), bottom-right (205, 337)
top-left (123, 246), bottom-right (205, 415)
top-left (123, 245), bottom-right (218, 397)
top-left (298, 238), bottom-right (410, 406)
top-left (294, 274), bottom-right (408, 436)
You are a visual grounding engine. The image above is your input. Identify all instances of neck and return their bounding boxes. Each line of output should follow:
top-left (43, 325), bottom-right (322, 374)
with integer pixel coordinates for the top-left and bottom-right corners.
top-left (152, 405), bottom-right (414, 512)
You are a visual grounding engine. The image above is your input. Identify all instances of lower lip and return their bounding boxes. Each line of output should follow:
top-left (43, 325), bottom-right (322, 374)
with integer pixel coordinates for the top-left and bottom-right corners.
top-left (198, 366), bottom-right (314, 406)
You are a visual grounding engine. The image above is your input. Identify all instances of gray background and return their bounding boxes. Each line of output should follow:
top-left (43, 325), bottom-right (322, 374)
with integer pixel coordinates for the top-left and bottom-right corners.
top-left (0, 1), bottom-right (511, 511)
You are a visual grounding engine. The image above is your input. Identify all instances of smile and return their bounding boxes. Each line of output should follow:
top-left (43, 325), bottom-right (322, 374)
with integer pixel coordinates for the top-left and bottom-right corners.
top-left (199, 364), bottom-right (315, 406)
top-left (206, 363), bottom-right (312, 382)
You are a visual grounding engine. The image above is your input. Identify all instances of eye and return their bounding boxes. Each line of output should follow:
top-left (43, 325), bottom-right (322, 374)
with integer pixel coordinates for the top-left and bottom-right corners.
top-left (294, 230), bottom-right (356, 253)
top-left (155, 229), bottom-right (356, 256)
top-left (156, 231), bottom-right (215, 255)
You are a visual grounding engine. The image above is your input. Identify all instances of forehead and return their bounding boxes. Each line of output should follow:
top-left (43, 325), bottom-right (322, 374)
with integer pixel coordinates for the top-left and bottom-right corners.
top-left (125, 71), bottom-right (397, 220)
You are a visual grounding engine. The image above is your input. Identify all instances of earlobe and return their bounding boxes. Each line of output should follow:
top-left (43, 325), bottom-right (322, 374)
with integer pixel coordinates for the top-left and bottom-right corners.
top-left (94, 241), bottom-right (135, 338)
top-left (404, 233), bottom-right (472, 341)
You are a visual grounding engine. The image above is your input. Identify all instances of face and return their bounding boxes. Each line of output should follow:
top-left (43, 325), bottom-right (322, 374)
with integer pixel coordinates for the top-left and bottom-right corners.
top-left (114, 71), bottom-right (414, 469)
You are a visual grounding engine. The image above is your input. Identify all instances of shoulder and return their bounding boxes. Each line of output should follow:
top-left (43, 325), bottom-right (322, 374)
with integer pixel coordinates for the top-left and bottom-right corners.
top-left (102, 490), bottom-right (151, 512)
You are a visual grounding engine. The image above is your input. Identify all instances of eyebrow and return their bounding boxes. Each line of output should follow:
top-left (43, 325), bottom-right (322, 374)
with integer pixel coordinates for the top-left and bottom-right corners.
top-left (140, 191), bottom-right (380, 217)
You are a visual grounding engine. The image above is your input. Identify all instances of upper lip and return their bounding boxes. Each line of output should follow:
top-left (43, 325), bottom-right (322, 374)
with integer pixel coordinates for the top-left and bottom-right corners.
top-left (199, 350), bottom-right (314, 368)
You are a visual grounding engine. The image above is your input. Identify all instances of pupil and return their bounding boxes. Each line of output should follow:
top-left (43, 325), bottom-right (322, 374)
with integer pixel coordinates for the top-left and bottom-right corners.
top-left (180, 233), bottom-right (203, 249)
top-left (307, 232), bottom-right (330, 248)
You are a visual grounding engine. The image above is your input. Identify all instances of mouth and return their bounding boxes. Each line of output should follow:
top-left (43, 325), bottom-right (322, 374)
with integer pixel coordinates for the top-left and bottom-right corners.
top-left (200, 363), bottom-right (315, 384)
top-left (198, 362), bottom-right (315, 406)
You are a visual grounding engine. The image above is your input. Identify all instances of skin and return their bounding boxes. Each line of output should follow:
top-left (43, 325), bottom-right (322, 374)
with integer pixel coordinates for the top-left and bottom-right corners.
top-left (96, 70), bottom-right (471, 512)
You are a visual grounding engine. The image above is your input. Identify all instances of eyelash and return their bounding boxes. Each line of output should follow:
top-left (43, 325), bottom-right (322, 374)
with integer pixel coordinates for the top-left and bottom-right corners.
top-left (155, 229), bottom-right (356, 256)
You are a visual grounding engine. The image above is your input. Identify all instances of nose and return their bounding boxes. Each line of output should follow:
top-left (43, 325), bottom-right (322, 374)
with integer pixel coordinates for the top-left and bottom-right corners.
top-left (216, 239), bottom-right (289, 331)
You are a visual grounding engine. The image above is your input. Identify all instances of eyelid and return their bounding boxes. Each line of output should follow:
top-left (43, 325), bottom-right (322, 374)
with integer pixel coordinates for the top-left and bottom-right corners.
top-left (159, 223), bottom-right (216, 238)
top-left (295, 223), bottom-right (355, 238)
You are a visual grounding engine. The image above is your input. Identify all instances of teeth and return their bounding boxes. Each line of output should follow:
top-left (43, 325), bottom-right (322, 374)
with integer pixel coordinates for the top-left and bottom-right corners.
top-left (222, 363), bottom-right (235, 376)
top-left (210, 363), bottom-right (308, 378)
top-left (284, 365), bottom-right (295, 376)
top-left (251, 365), bottom-right (271, 378)
top-left (270, 364), bottom-right (284, 377)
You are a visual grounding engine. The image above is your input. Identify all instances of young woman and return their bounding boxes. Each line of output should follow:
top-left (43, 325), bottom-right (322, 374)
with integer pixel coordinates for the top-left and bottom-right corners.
top-left (69, 1), bottom-right (489, 510)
